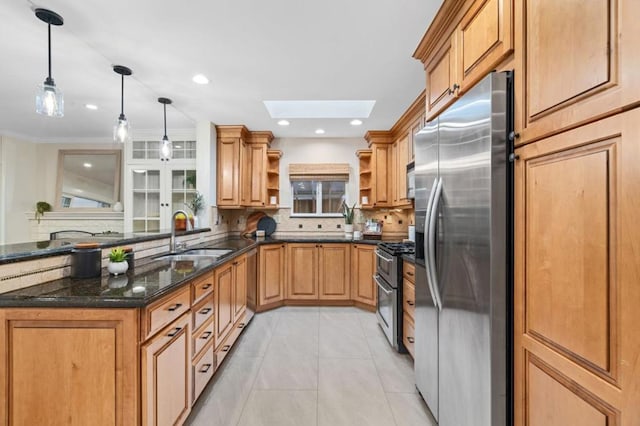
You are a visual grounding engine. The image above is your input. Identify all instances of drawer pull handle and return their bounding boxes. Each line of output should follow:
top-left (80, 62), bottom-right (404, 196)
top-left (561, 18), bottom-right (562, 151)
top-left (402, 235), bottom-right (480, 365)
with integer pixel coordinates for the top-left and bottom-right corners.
top-left (199, 308), bottom-right (212, 315)
top-left (167, 327), bottom-right (182, 337)
top-left (202, 283), bottom-right (212, 290)
top-left (407, 337), bottom-right (415, 343)
top-left (406, 271), bottom-right (414, 276)
top-left (200, 331), bottom-right (212, 340)
top-left (167, 303), bottom-right (182, 312)
top-left (407, 301), bottom-right (414, 306)
top-left (238, 323), bottom-right (245, 329)
top-left (199, 363), bottom-right (212, 373)
top-left (222, 345), bottom-right (231, 352)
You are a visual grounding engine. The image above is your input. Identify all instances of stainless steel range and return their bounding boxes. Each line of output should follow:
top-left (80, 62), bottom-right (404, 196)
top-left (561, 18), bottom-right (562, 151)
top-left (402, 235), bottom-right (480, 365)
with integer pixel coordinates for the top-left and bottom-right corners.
top-left (375, 241), bottom-right (415, 351)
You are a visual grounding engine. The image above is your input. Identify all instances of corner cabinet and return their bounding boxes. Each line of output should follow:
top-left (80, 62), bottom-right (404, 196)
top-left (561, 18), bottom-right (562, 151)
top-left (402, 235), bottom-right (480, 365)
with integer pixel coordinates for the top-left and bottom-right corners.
top-left (124, 136), bottom-right (197, 233)
top-left (216, 126), bottom-right (281, 209)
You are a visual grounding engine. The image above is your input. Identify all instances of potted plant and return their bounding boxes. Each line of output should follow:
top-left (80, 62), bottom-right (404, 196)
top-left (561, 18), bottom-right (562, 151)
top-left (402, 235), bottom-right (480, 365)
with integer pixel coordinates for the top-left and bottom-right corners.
top-left (185, 191), bottom-right (205, 228)
top-left (107, 247), bottom-right (129, 276)
top-left (341, 201), bottom-right (356, 239)
top-left (35, 201), bottom-right (52, 224)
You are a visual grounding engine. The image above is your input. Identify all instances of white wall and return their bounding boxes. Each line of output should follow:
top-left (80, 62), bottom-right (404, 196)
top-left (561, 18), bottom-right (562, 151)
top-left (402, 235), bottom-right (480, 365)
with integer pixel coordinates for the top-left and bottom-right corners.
top-left (270, 137), bottom-right (368, 208)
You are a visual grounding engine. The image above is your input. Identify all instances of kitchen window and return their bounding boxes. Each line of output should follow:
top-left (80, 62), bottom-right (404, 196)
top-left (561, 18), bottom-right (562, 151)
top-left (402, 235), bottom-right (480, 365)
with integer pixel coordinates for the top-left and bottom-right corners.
top-left (289, 163), bottom-right (350, 217)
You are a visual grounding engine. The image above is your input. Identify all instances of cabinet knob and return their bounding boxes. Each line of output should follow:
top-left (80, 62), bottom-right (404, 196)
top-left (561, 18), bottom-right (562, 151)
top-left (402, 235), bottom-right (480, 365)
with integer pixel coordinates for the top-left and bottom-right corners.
top-left (407, 300), bottom-right (415, 306)
top-left (202, 283), bottom-right (212, 290)
top-left (167, 303), bottom-right (182, 312)
top-left (406, 271), bottom-right (414, 277)
top-left (222, 345), bottom-right (231, 352)
top-left (198, 363), bottom-right (212, 374)
top-left (200, 331), bottom-right (212, 340)
top-left (407, 337), bottom-right (415, 343)
top-left (167, 327), bottom-right (182, 337)
top-left (448, 83), bottom-right (460, 95)
top-left (199, 307), bottom-right (212, 315)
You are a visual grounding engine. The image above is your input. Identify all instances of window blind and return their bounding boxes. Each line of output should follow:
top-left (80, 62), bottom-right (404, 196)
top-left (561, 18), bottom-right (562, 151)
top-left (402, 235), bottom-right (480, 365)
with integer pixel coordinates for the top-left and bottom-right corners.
top-left (289, 163), bottom-right (350, 182)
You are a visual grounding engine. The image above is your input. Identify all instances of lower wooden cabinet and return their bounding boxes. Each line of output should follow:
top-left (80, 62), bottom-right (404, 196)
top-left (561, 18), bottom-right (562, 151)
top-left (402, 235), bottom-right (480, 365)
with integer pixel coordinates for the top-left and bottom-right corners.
top-left (514, 109), bottom-right (640, 425)
top-left (0, 308), bottom-right (139, 426)
top-left (259, 244), bottom-right (286, 306)
top-left (214, 262), bottom-right (234, 348)
top-left (233, 254), bottom-right (247, 323)
top-left (142, 312), bottom-right (192, 426)
top-left (192, 341), bottom-right (215, 402)
top-left (318, 244), bottom-right (351, 300)
top-left (403, 313), bottom-right (415, 358)
top-left (287, 243), bottom-right (351, 301)
top-left (287, 243), bottom-right (319, 299)
top-left (351, 244), bottom-right (377, 306)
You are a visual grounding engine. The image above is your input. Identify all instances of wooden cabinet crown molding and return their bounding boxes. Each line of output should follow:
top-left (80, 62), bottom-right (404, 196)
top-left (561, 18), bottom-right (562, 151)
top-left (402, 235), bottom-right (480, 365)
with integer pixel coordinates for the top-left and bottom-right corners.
top-left (247, 131), bottom-right (274, 145)
top-left (413, 0), bottom-right (473, 63)
top-left (215, 125), bottom-right (251, 140)
top-left (364, 130), bottom-right (393, 146)
top-left (389, 90), bottom-right (427, 137)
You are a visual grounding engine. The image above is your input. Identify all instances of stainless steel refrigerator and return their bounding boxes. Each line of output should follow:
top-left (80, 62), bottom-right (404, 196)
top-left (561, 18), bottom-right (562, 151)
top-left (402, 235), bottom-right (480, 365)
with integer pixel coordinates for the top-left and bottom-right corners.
top-left (414, 71), bottom-right (513, 426)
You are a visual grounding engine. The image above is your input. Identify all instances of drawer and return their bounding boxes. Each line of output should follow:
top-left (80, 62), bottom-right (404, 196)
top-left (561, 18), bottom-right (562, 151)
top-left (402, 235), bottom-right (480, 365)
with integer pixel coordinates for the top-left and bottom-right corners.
top-left (403, 313), bottom-right (415, 359)
top-left (192, 272), bottom-right (214, 304)
top-left (215, 315), bottom-right (247, 369)
top-left (192, 341), bottom-right (215, 403)
top-left (192, 317), bottom-right (214, 359)
top-left (192, 296), bottom-right (214, 332)
top-left (143, 286), bottom-right (191, 339)
top-left (403, 261), bottom-right (415, 282)
top-left (403, 279), bottom-right (415, 321)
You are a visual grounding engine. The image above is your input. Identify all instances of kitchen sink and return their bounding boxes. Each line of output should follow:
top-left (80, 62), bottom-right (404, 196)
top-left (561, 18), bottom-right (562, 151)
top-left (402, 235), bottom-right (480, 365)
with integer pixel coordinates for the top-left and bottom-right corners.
top-left (184, 248), bottom-right (233, 257)
top-left (154, 254), bottom-right (216, 262)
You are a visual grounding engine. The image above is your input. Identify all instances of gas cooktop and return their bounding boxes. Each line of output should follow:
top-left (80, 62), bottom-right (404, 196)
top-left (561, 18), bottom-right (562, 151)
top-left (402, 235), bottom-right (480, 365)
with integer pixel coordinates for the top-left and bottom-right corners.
top-left (378, 242), bottom-right (415, 255)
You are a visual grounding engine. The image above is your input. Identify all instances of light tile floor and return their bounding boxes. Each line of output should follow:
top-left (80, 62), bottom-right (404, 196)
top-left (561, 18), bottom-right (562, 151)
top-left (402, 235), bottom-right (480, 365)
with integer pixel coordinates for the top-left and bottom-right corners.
top-left (186, 306), bottom-right (436, 426)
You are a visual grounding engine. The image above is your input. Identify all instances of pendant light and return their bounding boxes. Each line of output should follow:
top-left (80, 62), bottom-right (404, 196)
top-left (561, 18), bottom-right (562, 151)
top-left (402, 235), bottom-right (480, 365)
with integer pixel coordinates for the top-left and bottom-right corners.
top-left (113, 65), bottom-right (133, 143)
top-left (35, 8), bottom-right (64, 117)
top-left (158, 97), bottom-right (173, 160)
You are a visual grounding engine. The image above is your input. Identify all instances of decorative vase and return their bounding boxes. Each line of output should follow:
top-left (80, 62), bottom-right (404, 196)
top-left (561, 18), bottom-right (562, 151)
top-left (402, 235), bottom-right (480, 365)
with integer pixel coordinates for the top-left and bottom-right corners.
top-left (344, 223), bottom-right (354, 239)
top-left (107, 261), bottom-right (129, 276)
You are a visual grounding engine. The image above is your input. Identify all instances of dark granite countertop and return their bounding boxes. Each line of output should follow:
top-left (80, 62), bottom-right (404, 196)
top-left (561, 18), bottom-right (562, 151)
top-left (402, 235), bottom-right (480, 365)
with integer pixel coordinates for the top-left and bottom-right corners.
top-left (0, 236), bottom-right (383, 308)
top-left (0, 228), bottom-right (211, 265)
top-left (402, 253), bottom-right (415, 263)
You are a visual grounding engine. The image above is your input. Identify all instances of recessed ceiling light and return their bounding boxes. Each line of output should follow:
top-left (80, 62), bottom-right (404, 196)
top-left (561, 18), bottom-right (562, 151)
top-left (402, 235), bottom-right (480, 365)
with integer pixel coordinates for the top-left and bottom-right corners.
top-left (85, 104), bottom-right (98, 110)
top-left (315, 129), bottom-right (325, 135)
top-left (83, 163), bottom-right (92, 168)
top-left (277, 120), bottom-right (290, 126)
top-left (192, 74), bottom-right (209, 85)
top-left (350, 119), bottom-right (363, 126)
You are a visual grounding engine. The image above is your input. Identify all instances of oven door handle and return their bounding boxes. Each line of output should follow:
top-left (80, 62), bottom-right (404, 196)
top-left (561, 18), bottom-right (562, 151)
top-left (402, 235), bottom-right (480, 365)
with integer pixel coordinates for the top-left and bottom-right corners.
top-left (375, 250), bottom-right (393, 263)
top-left (374, 275), bottom-right (393, 295)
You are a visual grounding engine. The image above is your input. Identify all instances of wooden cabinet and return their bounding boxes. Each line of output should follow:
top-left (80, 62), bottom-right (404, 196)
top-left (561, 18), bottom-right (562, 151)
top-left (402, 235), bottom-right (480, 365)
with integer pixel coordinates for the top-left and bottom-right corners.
top-left (319, 244), bottom-right (351, 300)
top-left (216, 126), bottom-right (280, 208)
top-left (514, 0), bottom-right (640, 145)
top-left (394, 135), bottom-right (411, 207)
top-left (214, 261), bottom-right (234, 348)
top-left (425, 32), bottom-right (459, 120)
top-left (287, 243), bottom-right (319, 299)
top-left (142, 312), bottom-right (191, 426)
top-left (0, 308), bottom-right (139, 426)
top-left (514, 110), bottom-right (640, 426)
top-left (371, 143), bottom-right (391, 207)
top-left (233, 254), bottom-right (247, 324)
top-left (357, 149), bottom-right (373, 208)
top-left (216, 136), bottom-right (242, 207)
top-left (259, 244), bottom-right (286, 307)
top-left (402, 260), bottom-right (416, 358)
top-left (351, 244), bottom-right (377, 307)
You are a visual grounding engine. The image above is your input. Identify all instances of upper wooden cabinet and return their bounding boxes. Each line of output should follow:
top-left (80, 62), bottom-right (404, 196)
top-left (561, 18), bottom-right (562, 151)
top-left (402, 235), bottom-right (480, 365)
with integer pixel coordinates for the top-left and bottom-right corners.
top-left (515, 0), bottom-right (640, 145)
top-left (216, 126), bottom-right (280, 208)
top-left (395, 136), bottom-right (411, 206)
top-left (372, 142), bottom-right (391, 207)
top-left (415, 0), bottom-right (514, 120)
top-left (258, 244), bottom-right (286, 307)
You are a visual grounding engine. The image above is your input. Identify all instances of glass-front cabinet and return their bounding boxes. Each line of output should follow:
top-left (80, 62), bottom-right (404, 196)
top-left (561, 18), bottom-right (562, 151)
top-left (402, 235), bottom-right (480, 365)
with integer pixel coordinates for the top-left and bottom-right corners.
top-left (124, 137), bottom-right (197, 233)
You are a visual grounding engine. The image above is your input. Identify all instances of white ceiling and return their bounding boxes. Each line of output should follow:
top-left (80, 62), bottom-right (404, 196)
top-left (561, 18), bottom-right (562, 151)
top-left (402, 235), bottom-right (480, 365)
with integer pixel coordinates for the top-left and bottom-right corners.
top-left (0, 0), bottom-right (442, 142)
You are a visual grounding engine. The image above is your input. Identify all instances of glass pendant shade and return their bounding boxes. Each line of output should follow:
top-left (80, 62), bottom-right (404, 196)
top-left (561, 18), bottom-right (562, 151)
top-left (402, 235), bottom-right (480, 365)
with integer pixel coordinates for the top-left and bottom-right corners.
top-left (36, 82), bottom-right (63, 117)
top-left (161, 135), bottom-right (172, 159)
top-left (113, 115), bottom-right (131, 143)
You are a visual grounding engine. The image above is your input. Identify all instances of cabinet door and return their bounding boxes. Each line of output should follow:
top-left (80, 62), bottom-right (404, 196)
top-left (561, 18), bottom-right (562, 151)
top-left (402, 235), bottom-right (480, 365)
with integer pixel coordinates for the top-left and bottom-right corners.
top-left (396, 136), bottom-right (410, 206)
top-left (287, 244), bottom-right (318, 299)
top-left (142, 312), bottom-right (191, 426)
top-left (372, 144), bottom-right (391, 207)
top-left (0, 308), bottom-right (139, 426)
top-left (244, 144), bottom-right (268, 207)
top-left (351, 244), bottom-right (376, 306)
top-left (214, 262), bottom-right (234, 347)
top-left (259, 244), bottom-right (286, 306)
top-left (217, 138), bottom-right (241, 206)
top-left (426, 32), bottom-right (459, 121)
top-left (128, 167), bottom-right (162, 233)
top-left (457, 0), bottom-right (513, 91)
top-left (390, 142), bottom-right (398, 205)
top-left (516, 0), bottom-right (640, 145)
top-left (233, 254), bottom-right (247, 324)
top-left (514, 110), bottom-right (640, 426)
top-left (319, 244), bottom-right (351, 300)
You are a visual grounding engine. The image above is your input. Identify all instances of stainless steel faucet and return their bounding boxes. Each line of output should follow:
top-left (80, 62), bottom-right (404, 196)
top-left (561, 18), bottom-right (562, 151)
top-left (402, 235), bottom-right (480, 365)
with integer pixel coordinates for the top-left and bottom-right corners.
top-left (170, 209), bottom-right (192, 253)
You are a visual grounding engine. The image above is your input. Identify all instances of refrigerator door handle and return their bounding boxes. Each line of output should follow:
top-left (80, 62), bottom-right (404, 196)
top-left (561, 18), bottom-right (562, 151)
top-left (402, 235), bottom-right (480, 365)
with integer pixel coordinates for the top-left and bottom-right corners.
top-left (428, 177), bottom-right (444, 311)
top-left (374, 275), bottom-right (393, 295)
top-left (424, 179), bottom-right (439, 308)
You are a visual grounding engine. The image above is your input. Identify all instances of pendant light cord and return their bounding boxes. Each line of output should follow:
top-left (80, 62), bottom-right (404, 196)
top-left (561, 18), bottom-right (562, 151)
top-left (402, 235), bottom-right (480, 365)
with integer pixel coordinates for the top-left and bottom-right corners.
top-left (163, 104), bottom-right (167, 138)
top-left (47, 23), bottom-right (52, 82)
top-left (120, 74), bottom-right (125, 116)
